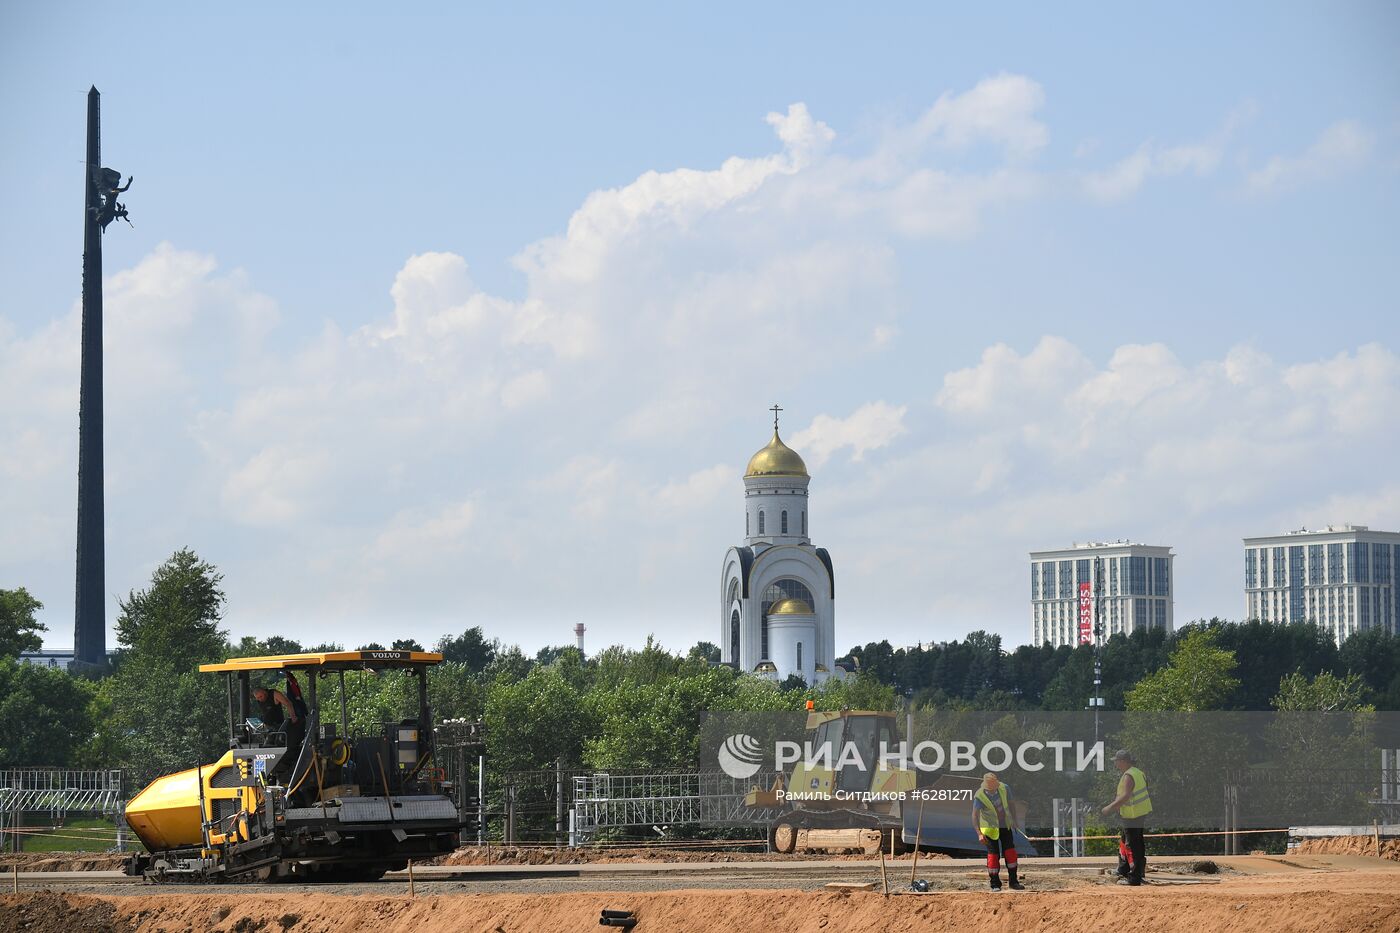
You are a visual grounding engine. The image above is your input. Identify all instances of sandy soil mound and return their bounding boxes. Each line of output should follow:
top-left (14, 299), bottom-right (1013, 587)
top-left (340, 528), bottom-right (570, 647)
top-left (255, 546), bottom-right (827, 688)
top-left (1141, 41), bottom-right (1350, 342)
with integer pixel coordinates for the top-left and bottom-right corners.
top-left (1293, 836), bottom-right (1400, 860)
top-left (0, 852), bottom-right (127, 872)
top-left (5, 874), bottom-right (1400, 933)
top-left (0, 892), bottom-right (128, 933)
top-left (437, 845), bottom-right (948, 865)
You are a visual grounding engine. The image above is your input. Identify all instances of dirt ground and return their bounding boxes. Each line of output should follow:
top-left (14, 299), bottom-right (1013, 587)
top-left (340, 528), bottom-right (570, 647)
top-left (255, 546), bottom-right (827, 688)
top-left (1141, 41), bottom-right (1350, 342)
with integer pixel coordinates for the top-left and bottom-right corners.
top-left (1292, 835), bottom-right (1400, 860)
top-left (0, 846), bottom-right (933, 872)
top-left (5, 836), bottom-right (1390, 872)
top-left (3, 869), bottom-right (1399, 933)
top-left (0, 852), bottom-right (127, 872)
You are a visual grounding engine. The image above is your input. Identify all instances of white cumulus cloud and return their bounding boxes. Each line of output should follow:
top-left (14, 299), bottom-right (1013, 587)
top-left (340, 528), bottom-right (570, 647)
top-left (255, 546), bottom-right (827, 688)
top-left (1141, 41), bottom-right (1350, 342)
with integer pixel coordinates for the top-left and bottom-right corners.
top-left (1245, 120), bottom-right (1374, 194)
top-left (791, 402), bottom-right (909, 468)
top-left (2, 78), bottom-right (1384, 652)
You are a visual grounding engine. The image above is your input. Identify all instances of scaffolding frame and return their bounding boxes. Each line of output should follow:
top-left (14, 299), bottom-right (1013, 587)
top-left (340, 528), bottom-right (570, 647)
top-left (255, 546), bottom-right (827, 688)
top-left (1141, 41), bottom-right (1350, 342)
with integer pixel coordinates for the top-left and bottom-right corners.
top-left (0, 769), bottom-right (125, 850)
top-left (570, 770), bottom-right (779, 843)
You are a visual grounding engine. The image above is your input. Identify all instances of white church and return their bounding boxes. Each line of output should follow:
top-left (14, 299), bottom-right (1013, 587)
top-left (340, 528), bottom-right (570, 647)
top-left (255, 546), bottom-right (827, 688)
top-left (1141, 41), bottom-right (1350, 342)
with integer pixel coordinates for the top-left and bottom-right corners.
top-left (720, 410), bottom-right (844, 684)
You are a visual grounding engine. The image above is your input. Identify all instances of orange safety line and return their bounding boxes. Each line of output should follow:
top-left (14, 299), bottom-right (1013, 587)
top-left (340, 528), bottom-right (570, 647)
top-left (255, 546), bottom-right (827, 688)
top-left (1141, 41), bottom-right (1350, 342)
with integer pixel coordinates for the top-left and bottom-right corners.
top-left (2, 827), bottom-right (120, 836)
top-left (1, 829), bottom-right (126, 845)
top-left (1029, 828), bottom-right (1291, 842)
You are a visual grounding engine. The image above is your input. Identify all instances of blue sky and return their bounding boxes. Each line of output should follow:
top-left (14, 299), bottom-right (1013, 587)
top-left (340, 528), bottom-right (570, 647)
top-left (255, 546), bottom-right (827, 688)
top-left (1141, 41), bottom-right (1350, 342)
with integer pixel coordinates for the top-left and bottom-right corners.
top-left (2, 3), bottom-right (1398, 656)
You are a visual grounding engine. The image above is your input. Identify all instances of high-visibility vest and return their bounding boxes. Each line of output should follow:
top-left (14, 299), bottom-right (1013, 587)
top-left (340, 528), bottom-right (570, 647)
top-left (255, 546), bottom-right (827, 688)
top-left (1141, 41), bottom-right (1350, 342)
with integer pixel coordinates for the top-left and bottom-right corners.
top-left (974, 784), bottom-right (1011, 840)
top-left (1119, 766), bottom-right (1153, 819)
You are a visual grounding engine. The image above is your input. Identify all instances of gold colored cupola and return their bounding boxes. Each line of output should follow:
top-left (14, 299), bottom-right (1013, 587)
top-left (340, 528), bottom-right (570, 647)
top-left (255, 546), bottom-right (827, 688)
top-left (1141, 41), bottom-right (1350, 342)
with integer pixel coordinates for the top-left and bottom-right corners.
top-left (744, 430), bottom-right (809, 479)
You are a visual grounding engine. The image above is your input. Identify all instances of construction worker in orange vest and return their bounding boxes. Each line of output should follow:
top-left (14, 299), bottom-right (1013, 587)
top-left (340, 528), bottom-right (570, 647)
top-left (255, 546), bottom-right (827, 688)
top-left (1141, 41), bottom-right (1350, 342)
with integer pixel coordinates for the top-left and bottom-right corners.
top-left (972, 772), bottom-right (1023, 891)
top-left (1101, 748), bottom-right (1153, 886)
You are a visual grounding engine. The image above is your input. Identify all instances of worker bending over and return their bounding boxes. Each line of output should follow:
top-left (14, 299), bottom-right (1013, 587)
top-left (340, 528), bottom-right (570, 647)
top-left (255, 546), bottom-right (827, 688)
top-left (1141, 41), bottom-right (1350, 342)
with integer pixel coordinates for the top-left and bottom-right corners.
top-left (252, 686), bottom-right (298, 730)
top-left (1101, 748), bottom-right (1153, 886)
top-left (972, 772), bottom-right (1023, 891)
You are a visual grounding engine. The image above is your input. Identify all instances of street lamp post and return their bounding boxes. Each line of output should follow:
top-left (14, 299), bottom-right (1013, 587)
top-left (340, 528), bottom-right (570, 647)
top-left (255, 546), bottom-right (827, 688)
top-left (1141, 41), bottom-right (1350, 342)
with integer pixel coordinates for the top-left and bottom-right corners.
top-left (1092, 556), bottom-right (1104, 744)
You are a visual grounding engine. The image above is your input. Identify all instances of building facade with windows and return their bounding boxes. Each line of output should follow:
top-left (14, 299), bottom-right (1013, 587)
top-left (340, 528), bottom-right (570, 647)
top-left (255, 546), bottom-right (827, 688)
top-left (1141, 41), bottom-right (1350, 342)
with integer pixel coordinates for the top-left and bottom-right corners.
top-left (1243, 525), bottom-right (1400, 642)
top-left (17, 648), bottom-right (117, 670)
top-left (1030, 542), bottom-right (1175, 647)
top-left (719, 417), bottom-right (838, 684)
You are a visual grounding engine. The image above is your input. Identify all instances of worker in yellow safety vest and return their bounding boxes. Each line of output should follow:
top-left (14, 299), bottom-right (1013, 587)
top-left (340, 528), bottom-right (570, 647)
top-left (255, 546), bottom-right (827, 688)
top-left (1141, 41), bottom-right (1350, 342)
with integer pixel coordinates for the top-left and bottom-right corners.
top-left (1101, 748), bottom-right (1153, 886)
top-left (971, 773), bottom-right (1023, 891)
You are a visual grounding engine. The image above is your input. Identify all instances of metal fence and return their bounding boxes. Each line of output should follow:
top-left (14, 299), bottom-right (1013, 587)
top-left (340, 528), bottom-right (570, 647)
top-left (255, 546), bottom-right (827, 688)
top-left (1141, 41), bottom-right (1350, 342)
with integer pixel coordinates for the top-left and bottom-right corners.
top-left (0, 769), bottom-right (124, 819)
top-left (0, 769), bottom-right (125, 851)
top-left (570, 770), bottom-right (781, 843)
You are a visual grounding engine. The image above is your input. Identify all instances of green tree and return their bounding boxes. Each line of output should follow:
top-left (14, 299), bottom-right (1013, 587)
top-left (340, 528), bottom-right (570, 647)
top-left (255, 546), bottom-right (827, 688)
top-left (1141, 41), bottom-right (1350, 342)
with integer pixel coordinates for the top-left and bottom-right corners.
top-left (0, 587), bottom-right (47, 658)
top-left (114, 549), bottom-right (227, 666)
top-left (1040, 645), bottom-right (1096, 710)
top-left (485, 665), bottom-right (591, 774)
top-left (584, 666), bottom-right (739, 769)
top-left (483, 644), bottom-right (533, 683)
top-left (591, 637), bottom-right (683, 688)
top-left (1125, 629), bottom-right (1239, 712)
top-left (391, 638), bottom-right (425, 652)
top-left (428, 662), bottom-right (487, 723)
top-left (1272, 671), bottom-right (1373, 712)
top-left (435, 627), bottom-right (497, 673)
top-left (687, 641), bottom-right (721, 663)
top-left (1338, 628), bottom-right (1400, 710)
top-left (534, 644), bottom-right (574, 666)
top-left (778, 672), bottom-right (808, 691)
top-left (822, 672), bottom-right (898, 711)
top-left (234, 635), bottom-right (306, 657)
top-left (1041, 628), bottom-right (1172, 711)
top-left (1265, 671), bottom-right (1376, 824)
top-left (0, 658), bottom-right (97, 766)
top-left (100, 549), bottom-right (230, 788)
top-left (1005, 642), bottom-right (1073, 707)
top-left (1205, 620), bottom-right (1338, 709)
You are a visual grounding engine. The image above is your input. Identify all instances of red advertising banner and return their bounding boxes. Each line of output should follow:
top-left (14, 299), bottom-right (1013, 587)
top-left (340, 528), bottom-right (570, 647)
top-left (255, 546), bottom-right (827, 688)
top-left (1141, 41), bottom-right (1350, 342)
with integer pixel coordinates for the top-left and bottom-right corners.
top-left (1078, 581), bottom-right (1094, 645)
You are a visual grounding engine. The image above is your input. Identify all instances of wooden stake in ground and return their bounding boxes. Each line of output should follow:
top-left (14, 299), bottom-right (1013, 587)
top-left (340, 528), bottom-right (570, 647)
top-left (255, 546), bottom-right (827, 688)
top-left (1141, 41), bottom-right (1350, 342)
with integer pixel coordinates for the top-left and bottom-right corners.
top-left (12, 862), bottom-right (17, 895)
top-left (878, 843), bottom-right (889, 898)
top-left (910, 800), bottom-right (926, 885)
top-left (1376, 821), bottom-right (1383, 859)
top-left (408, 859), bottom-right (416, 898)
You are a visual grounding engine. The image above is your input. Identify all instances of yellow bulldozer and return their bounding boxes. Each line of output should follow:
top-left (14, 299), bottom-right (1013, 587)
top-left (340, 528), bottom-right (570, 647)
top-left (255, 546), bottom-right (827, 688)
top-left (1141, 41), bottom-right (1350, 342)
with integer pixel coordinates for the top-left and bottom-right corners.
top-left (124, 650), bottom-right (463, 882)
top-left (745, 710), bottom-right (1035, 856)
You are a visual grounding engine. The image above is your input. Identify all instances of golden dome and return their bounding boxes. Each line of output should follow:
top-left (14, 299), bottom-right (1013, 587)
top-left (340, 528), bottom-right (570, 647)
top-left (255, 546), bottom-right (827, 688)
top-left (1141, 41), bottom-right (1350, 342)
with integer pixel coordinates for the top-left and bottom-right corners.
top-left (745, 430), bottom-right (808, 479)
top-left (769, 597), bottom-right (814, 615)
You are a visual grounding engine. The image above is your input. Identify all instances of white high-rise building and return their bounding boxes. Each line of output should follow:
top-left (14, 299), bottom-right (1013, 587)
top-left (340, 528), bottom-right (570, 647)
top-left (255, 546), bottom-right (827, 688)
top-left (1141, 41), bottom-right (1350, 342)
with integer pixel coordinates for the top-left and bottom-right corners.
top-left (1030, 542), bottom-right (1175, 647)
top-left (1243, 525), bottom-right (1400, 642)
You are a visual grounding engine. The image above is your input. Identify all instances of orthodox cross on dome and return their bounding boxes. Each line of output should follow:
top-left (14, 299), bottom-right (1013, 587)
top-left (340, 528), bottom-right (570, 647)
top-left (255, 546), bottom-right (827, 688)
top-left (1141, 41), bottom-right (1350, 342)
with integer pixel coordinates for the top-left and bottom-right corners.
top-left (770, 403), bottom-right (783, 431)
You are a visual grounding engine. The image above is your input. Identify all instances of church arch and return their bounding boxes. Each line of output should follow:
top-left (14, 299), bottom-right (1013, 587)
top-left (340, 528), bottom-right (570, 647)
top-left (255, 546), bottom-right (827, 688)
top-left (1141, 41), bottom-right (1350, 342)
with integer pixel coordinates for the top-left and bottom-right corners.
top-left (758, 511), bottom-right (765, 534)
top-left (761, 578), bottom-right (816, 617)
top-left (730, 609), bottom-right (741, 666)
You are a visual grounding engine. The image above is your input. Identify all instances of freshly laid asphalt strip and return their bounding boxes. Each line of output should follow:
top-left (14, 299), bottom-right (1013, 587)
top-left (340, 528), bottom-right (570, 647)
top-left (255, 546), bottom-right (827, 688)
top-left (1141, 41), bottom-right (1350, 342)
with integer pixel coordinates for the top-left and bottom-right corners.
top-left (12, 854), bottom-right (1364, 897)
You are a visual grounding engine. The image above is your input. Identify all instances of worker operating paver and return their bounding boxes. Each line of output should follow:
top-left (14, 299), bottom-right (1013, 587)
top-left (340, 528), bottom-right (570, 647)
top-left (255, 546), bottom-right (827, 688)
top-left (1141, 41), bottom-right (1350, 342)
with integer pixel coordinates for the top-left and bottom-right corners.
top-left (972, 773), bottom-right (1023, 891)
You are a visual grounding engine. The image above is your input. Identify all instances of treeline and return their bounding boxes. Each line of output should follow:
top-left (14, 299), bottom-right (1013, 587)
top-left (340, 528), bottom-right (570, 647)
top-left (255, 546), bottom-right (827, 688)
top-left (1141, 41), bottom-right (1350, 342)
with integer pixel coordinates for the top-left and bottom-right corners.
top-left (0, 550), bottom-right (895, 790)
top-left (846, 621), bottom-right (1400, 711)
top-left (3, 548), bottom-right (1399, 797)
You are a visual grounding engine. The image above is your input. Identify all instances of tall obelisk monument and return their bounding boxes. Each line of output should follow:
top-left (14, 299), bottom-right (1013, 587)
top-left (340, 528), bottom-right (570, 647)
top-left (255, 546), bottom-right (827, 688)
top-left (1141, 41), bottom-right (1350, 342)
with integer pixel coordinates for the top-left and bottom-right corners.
top-left (75, 86), bottom-right (130, 669)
